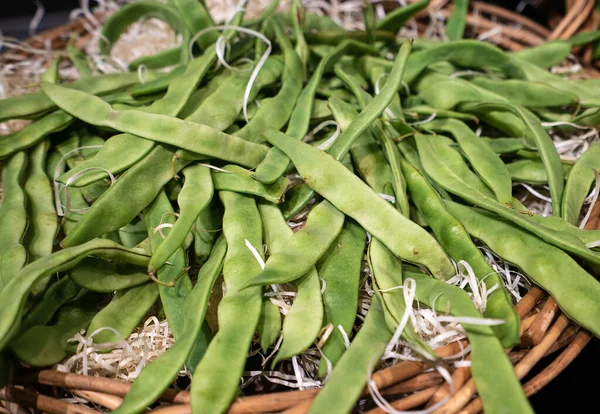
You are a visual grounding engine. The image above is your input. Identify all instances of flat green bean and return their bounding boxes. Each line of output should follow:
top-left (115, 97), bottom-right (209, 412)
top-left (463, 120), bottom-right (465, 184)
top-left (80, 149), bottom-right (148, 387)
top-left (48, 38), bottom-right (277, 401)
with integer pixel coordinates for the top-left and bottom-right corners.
top-left (69, 258), bottom-right (150, 292)
top-left (0, 111), bottom-right (73, 159)
top-left (191, 191), bottom-right (263, 414)
top-left (562, 141), bottom-right (600, 225)
top-left (0, 153), bottom-right (28, 292)
top-left (10, 306), bottom-right (94, 367)
top-left (113, 236), bottom-right (226, 414)
top-left (0, 239), bottom-right (150, 351)
top-left (265, 129), bottom-right (455, 279)
top-left (308, 295), bottom-right (391, 414)
top-left (212, 165), bottom-right (289, 204)
top-left (416, 132), bottom-right (600, 267)
top-left (0, 71), bottom-right (148, 122)
top-left (61, 145), bottom-right (188, 247)
top-left (86, 282), bottom-right (158, 343)
top-left (401, 156), bottom-right (519, 347)
top-left (41, 83), bottom-right (269, 168)
top-left (172, 0), bottom-right (217, 49)
top-left (148, 164), bottom-right (213, 274)
top-left (423, 118), bottom-right (513, 205)
top-left (145, 190), bottom-right (193, 339)
top-left (447, 202), bottom-right (600, 337)
top-left (246, 200), bottom-right (344, 287)
top-left (375, 0), bottom-right (429, 32)
top-left (257, 300), bottom-right (282, 352)
top-left (407, 270), bottom-right (533, 414)
top-left (257, 201), bottom-right (323, 364)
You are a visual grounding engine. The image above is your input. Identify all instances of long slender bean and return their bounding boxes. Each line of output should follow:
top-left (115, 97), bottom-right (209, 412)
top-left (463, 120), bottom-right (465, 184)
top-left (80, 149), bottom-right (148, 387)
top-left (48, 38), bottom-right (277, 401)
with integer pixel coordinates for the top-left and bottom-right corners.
top-left (41, 83), bottom-right (269, 168)
top-left (562, 141), bottom-right (600, 225)
top-left (113, 236), bottom-right (226, 414)
top-left (0, 153), bottom-right (28, 292)
top-left (0, 239), bottom-right (150, 351)
top-left (191, 191), bottom-right (263, 414)
top-left (447, 202), bottom-right (600, 337)
top-left (265, 129), bottom-right (455, 279)
top-left (148, 165), bottom-right (213, 274)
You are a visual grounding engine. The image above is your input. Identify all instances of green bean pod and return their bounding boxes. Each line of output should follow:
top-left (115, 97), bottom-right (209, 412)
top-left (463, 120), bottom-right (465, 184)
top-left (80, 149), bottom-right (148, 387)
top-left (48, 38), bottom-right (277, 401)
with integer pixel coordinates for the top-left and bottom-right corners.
top-left (212, 165), bottom-right (289, 204)
top-left (172, 0), bottom-right (217, 49)
top-left (0, 239), bottom-right (150, 351)
top-left (461, 101), bottom-right (564, 216)
top-left (0, 71), bottom-right (148, 122)
top-left (24, 140), bottom-right (58, 263)
top-left (233, 21), bottom-right (303, 144)
top-left (253, 40), bottom-right (379, 184)
top-left (0, 153), bottom-right (28, 292)
top-left (19, 276), bottom-right (81, 333)
top-left (41, 83), bottom-right (269, 168)
top-left (562, 141), bottom-right (600, 225)
top-left (423, 118), bottom-right (513, 205)
top-left (265, 129), bottom-right (455, 279)
top-left (148, 164), bottom-right (213, 274)
top-left (246, 200), bottom-right (344, 287)
top-left (61, 145), bottom-right (189, 247)
top-left (375, 0), bottom-right (429, 32)
top-left (257, 300), bottom-right (282, 352)
top-left (145, 191), bottom-right (193, 339)
top-left (191, 191), bottom-right (263, 414)
top-left (69, 258), bottom-right (150, 292)
top-left (416, 133), bottom-right (600, 267)
top-left (86, 282), bottom-right (159, 344)
top-left (193, 199), bottom-right (223, 264)
top-left (407, 270), bottom-right (534, 414)
top-left (447, 202), bottom-right (600, 337)
top-left (317, 219), bottom-right (366, 376)
top-left (0, 111), bottom-right (73, 159)
top-left (10, 306), bottom-right (95, 367)
top-left (257, 202), bottom-right (323, 364)
top-left (114, 236), bottom-right (226, 414)
top-left (446, 0), bottom-right (467, 40)
top-left (401, 156), bottom-right (520, 347)
top-left (67, 43), bottom-right (92, 78)
top-left (308, 295), bottom-right (392, 414)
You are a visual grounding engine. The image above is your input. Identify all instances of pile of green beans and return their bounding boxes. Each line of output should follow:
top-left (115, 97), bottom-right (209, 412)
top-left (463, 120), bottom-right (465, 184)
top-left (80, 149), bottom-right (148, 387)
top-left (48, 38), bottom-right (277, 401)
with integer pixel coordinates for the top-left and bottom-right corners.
top-left (1, 1), bottom-right (600, 413)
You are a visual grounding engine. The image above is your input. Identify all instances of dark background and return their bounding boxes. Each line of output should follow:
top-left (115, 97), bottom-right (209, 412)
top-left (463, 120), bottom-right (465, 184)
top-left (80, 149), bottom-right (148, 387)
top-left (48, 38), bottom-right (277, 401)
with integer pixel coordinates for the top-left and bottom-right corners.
top-left (1, 1), bottom-right (599, 413)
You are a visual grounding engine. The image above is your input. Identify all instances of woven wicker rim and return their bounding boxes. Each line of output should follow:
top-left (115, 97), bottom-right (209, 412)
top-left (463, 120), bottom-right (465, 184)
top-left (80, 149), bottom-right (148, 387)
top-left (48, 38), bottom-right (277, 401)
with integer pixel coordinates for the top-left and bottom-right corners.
top-left (1, 1), bottom-right (598, 413)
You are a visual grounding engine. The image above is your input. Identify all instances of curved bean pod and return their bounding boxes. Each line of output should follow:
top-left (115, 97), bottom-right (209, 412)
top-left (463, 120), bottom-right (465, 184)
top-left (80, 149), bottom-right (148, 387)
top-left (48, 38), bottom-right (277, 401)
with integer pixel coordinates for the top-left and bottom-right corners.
top-left (0, 111), bottom-right (73, 159)
top-left (148, 164), bottom-right (213, 274)
top-left (69, 258), bottom-right (150, 292)
top-left (61, 145), bottom-right (189, 247)
top-left (401, 156), bottom-right (520, 347)
top-left (252, 40), bottom-right (378, 184)
top-left (0, 153), bottom-right (28, 292)
top-left (407, 270), bottom-right (534, 414)
top-left (212, 165), bottom-right (289, 204)
top-left (113, 236), bottom-right (226, 414)
top-left (423, 118), bottom-right (513, 205)
top-left (41, 83), bottom-right (269, 168)
top-left (86, 282), bottom-right (159, 344)
top-left (0, 71), bottom-right (148, 122)
top-left (144, 190), bottom-right (193, 339)
top-left (246, 200), bottom-right (344, 287)
top-left (0, 239), bottom-right (150, 351)
top-left (172, 0), bottom-right (217, 49)
top-left (264, 129), bottom-right (455, 279)
top-left (416, 133), bottom-right (600, 266)
top-left (375, 0), bottom-right (429, 32)
top-left (10, 306), bottom-right (95, 367)
top-left (308, 295), bottom-right (391, 414)
top-left (562, 141), bottom-right (600, 225)
top-left (257, 201), bottom-right (323, 364)
top-left (447, 202), bottom-right (600, 337)
top-left (191, 191), bottom-right (263, 414)
top-left (317, 219), bottom-right (366, 376)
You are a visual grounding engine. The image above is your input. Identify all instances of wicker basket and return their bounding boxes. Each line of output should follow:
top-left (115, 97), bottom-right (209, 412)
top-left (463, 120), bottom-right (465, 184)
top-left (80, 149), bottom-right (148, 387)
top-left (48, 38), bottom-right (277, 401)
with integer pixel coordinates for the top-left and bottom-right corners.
top-left (0, 1), bottom-right (598, 413)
